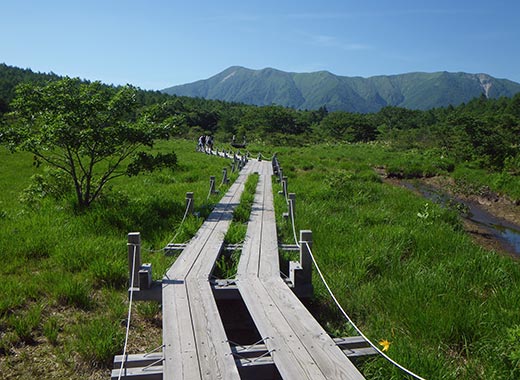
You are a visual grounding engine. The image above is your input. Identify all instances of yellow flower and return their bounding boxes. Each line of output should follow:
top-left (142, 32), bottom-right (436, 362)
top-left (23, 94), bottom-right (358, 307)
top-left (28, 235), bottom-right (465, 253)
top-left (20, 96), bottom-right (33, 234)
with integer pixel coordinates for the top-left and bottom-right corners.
top-left (379, 339), bottom-right (391, 352)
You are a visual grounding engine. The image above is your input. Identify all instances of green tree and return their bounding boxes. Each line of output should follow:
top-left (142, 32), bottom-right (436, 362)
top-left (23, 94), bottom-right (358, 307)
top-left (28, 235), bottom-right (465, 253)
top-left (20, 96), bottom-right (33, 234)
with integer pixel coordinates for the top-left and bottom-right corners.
top-left (2, 78), bottom-right (177, 209)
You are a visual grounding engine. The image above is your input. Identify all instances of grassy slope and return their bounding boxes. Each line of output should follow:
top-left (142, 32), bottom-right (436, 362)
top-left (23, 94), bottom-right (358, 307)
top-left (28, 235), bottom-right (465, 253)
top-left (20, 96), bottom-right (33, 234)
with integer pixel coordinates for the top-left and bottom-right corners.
top-left (270, 143), bottom-right (520, 379)
top-left (0, 140), bottom-right (237, 379)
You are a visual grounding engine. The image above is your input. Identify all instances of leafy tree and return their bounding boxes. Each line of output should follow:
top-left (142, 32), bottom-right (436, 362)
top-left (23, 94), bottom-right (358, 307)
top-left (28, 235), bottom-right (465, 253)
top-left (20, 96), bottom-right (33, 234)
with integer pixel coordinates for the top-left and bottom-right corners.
top-left (2, 78), bottom-right (177, 209)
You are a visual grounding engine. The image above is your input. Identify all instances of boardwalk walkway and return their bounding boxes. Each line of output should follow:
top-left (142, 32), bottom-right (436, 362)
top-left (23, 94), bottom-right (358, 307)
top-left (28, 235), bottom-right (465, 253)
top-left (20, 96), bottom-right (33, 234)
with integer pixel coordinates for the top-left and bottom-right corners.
top-left (114, 155), bottom-right (367, 380)
top-left (161, 158), bottom-right (256, 380)
top-left (236, 161), bottom-right (364, 380)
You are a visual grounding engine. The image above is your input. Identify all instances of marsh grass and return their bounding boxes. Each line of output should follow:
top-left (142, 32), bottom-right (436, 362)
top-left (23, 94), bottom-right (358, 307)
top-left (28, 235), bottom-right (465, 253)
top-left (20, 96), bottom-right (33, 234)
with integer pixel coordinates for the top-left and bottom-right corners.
top-left (0, 140), bottom-right (237, 377)
top-left (214, 173), bottom-right (259, 279)
top-left (272, 143), bottom-right (520, 379)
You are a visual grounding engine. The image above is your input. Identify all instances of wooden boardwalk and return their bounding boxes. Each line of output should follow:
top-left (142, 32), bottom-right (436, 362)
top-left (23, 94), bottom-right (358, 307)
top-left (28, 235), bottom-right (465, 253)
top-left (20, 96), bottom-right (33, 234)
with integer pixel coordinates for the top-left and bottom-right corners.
top-left (114, 154), bottom-right (368, 380)
top-left (236, 161), bottom-right (364, 380)
top-left (161, 158), bottom-right (257, 380)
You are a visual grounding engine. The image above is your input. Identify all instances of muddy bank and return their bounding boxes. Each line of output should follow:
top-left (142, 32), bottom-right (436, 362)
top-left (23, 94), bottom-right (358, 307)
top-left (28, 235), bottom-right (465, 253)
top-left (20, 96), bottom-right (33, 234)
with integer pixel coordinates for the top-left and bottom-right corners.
top-left (380, 172), bottom-right (520, 257)
top-left (421, 176), bottom-right (520, 226)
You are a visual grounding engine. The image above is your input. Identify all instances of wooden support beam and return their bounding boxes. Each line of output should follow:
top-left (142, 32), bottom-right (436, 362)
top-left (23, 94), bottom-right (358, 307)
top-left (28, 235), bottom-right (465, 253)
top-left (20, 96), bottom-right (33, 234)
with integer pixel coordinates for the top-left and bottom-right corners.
top-left (138, 263), bottom-right (152, 290)
top-left (235, 357), bottom-right (277, 380)
top-left (131, 281), bottom-right (162, 302)
top-left (113, 353), bottom-right (163, 369)
top-left (110, 366), bottom-right (163, 380)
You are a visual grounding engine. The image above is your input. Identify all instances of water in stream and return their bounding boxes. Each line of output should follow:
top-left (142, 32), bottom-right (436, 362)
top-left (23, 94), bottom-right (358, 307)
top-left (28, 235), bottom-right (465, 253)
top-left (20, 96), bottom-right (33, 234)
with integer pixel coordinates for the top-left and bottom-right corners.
top-left (403, 182), bottom-right (520, 255)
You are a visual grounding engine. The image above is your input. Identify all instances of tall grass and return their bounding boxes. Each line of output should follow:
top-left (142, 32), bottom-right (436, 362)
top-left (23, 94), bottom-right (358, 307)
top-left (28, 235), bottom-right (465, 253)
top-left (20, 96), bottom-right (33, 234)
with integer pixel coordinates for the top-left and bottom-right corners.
top-left (0, 139), bottom-right (237, 376)
top-left (214, 173), bottom-right (259, 279)
top-left (273, 143), bottom-right (520, 379)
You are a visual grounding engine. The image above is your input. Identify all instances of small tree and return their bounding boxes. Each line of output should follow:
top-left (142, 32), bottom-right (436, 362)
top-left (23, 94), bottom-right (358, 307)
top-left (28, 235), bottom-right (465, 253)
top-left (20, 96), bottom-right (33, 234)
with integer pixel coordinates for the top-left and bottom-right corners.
top-left (2, 78), bottom-right (178, 209)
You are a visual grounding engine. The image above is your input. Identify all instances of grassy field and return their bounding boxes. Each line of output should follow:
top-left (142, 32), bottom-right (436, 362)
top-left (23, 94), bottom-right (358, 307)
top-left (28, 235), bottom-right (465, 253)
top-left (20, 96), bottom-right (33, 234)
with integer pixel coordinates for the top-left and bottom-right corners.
top-left (268, 143), bottom-right (520, 379)
top-left (0, 139), bottom-right (238, 379)
top-left (2, 139), bottom-right (520, 379)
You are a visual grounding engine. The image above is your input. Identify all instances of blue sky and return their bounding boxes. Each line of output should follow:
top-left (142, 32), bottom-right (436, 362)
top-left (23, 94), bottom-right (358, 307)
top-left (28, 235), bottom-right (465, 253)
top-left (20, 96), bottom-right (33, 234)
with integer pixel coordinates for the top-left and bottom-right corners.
top-left (2, 0), bottom-right (519, 90)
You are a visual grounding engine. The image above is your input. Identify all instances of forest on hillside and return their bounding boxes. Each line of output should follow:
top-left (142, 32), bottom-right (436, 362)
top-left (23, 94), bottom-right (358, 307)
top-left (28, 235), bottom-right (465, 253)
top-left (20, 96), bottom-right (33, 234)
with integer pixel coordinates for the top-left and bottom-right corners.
top-left (1, 63), bottom-right (519, 176)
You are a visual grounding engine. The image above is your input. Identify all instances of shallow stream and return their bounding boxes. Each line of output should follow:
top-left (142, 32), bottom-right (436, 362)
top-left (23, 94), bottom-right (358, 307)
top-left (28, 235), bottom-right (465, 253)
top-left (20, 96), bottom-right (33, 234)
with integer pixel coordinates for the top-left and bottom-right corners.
top-left (403, 182), bottom-right (520, 255)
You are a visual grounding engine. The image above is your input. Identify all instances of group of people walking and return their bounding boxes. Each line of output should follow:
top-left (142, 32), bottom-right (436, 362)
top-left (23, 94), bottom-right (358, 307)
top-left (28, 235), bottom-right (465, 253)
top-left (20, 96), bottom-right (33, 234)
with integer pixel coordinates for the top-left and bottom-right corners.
top-left (197, 135), bottom-right (214, 153)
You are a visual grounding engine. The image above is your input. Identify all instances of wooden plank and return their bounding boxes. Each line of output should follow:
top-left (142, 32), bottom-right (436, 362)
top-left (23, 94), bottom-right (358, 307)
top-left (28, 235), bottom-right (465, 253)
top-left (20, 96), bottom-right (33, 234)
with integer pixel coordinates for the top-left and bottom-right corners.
top-left (238, 277), bottom-right (326, 379)
top-left (189, 278), bottom-right (240, 379)
top-left (111, 366), bottom-right (163, 380)
top-left (162, 281), bottom-right (201, 379)
top-left (264, 276), bottom-right (364, 379)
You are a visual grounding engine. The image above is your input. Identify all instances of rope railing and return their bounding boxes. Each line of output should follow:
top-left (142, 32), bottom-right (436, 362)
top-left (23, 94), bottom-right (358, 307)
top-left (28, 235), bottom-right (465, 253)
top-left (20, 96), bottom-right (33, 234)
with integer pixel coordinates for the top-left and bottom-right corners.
top-left (117, 243), bottom-right (138, 380)
top-left (145, 197), bottom-right (193, 253)
top-left (304, 241), bottom-right (426, 380)
top-left (283, 160), bottom-right (426, 380)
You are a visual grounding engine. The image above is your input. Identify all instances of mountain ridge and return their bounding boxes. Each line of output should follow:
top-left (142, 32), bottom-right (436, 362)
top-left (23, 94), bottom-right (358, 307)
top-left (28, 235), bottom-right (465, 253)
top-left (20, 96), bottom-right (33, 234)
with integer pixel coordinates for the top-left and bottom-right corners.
top-left (162, 66), bottom-right (520, 112)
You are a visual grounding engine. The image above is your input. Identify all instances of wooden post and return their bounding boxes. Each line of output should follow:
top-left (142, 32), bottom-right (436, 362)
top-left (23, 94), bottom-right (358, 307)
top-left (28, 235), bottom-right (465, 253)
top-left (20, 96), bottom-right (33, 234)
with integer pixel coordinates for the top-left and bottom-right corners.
top-left (288, 193), bottom-right (296, 219)
top-left (128, 232), bottom-right (141, 288)
top-left (272, 155), bottom-right (278, 175)
top-left (210, 176), bottom-right (216, 194)
top-left (186, 192), bottom-right (194, 215)
top-left (138, 263), bottom-right (152, 289)
top-left (257, 153), bottom-right (262, 161)
top-left (299, 230), bottom-right (312, 286)
top-left (231, 160), bottom-right (236, 173)
top-left (222, 168), bottom-right (229, 184)
top-left (278, 167), bottom-right (283, 182)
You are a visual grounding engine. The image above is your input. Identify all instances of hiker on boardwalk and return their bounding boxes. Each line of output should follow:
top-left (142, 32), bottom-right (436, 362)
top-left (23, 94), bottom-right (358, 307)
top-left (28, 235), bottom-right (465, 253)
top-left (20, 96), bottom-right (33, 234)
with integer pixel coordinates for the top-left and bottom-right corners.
top-left (206, 135), bottom-right (214, 152)
top-left (197, 135), bottom-right (206, 152)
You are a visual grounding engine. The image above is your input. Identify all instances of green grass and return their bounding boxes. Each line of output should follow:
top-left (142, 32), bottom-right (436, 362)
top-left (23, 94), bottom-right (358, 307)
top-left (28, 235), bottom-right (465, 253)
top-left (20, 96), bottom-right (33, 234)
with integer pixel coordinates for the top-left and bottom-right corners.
top-left (272, 143), bottom-right (520, 379)
top-left (0, 139), bottom-right (237, 377)
top-left (2, 139), bottom-right (520, 378)
top-left (214, 173), bottom-right (259, 279)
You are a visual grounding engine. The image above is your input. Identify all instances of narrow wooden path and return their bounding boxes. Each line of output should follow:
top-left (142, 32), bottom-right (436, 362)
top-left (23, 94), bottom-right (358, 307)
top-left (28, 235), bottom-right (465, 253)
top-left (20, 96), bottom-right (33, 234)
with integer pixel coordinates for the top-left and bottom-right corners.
top-left (236, 161), bottom-right (364, 380)
top-left (161, 158), bottom-right (259, 380)
top-left (114, 154), bottom-right (368, 380)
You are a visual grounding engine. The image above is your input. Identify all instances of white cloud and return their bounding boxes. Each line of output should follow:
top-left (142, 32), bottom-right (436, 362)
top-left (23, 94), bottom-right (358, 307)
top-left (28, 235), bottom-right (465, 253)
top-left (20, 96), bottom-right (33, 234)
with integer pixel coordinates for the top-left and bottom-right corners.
top-left (306, 33), bottom-right (371, 51)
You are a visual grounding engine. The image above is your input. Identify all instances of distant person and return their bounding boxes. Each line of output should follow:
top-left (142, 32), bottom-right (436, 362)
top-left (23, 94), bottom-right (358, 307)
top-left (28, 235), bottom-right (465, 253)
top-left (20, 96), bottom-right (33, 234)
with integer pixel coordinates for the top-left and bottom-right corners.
top-left (198, 135), bottom-right (205, 152)
top-left (206, 135), bottom-right (214, 152)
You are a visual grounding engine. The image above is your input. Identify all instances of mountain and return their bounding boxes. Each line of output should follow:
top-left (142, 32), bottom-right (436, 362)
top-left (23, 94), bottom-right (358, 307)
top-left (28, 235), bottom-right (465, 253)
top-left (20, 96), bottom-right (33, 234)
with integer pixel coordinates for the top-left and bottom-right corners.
top-left (162, 66), bottom-right (520, 113)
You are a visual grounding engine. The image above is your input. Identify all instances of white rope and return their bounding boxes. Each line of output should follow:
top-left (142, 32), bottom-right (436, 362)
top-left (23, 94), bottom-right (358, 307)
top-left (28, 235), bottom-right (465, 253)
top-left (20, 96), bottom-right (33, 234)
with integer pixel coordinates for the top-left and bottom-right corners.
top-left (117, 243), bottom-right (138, 380)
top-left (304, 241), bottom-right (426, 380)
top-left (260, 152), bottom-right (276, 161)
top-left (282, 163), bottom-right (426, 379)
top-left (166, 197), bottom-right (192, 246)
top-left (206, 184), bottom-right (214, 201)
top-left (145, 197), bottom-right (194, 252)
